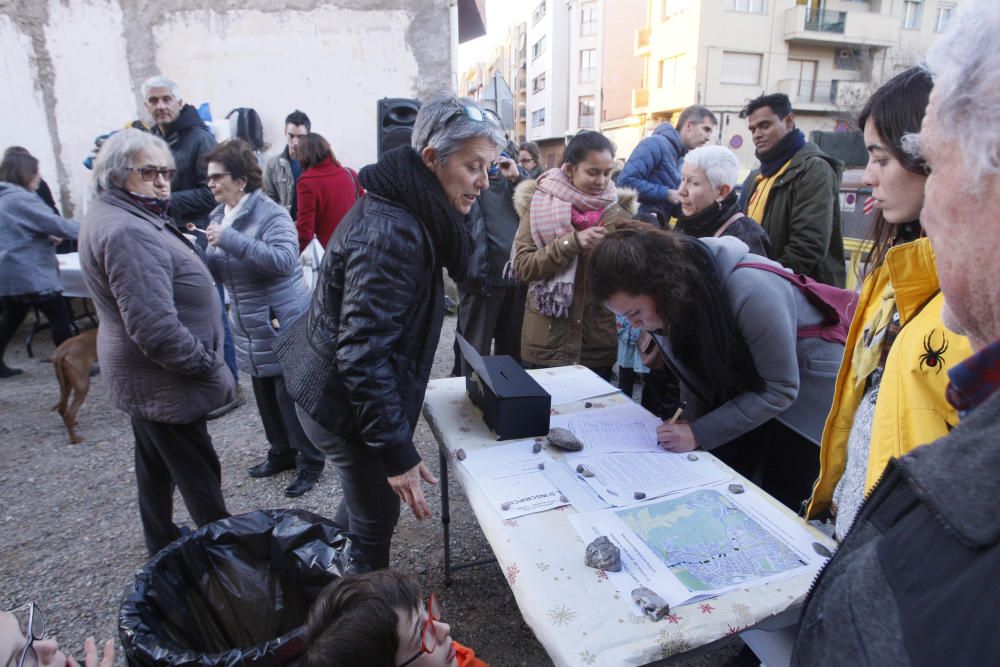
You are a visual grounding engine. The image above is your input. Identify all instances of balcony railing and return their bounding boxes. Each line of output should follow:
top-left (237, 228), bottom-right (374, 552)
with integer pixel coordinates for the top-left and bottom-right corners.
top-left (805, 9), bottom-right (846, 33)
top-left (778, 78), bottom-right (852, 105)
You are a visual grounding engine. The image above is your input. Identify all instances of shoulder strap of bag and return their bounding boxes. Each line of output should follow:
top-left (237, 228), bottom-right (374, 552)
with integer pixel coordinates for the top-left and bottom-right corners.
top-left (348, 168), bottom-right (363, 201)
top-left (712, 212), bottom-right (745, 238)
top-left (650, 334), bottom-right (715, 410)
top-left (734, 261), bottom-right (858, 344)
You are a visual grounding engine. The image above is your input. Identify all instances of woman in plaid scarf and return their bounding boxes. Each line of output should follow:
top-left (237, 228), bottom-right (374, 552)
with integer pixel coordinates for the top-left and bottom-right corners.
top-left (510, 131), bottom-right (636, 379)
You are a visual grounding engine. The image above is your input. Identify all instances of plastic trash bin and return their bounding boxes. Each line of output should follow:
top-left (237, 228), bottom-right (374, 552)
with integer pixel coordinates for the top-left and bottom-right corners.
top-left (119, 509), bottom-right (365, 666)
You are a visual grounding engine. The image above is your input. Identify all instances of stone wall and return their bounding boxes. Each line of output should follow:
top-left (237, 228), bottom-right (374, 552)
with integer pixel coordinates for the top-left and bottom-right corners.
top-left (0, 0), bottom-right (452, 216)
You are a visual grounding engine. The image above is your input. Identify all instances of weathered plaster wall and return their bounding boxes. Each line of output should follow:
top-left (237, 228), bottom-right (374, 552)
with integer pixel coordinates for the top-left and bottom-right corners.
top-left (0, 0), bottom-right (452, 217)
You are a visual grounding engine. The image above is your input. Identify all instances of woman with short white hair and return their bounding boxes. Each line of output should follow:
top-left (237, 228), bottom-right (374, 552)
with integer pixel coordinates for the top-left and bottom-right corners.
top-left (675, 145), bottom-right (771, 256)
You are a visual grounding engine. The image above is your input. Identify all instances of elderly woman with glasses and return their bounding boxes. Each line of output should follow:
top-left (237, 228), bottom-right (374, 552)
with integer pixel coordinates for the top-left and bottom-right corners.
top-left (79, 129), bottom-right (235, 556)
top-left (303, 570), bottom-right (485, 667)
top-left (275, 92), bottom-right (506, 569)
top-left (1, 604), bottom-right (113, 667)
top-left (202, 139), bottom-right (324, 498)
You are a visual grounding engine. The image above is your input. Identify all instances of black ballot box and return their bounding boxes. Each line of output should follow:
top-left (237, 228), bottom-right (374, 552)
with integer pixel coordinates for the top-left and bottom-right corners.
top-left (456, 334), bottom-right (551, 440)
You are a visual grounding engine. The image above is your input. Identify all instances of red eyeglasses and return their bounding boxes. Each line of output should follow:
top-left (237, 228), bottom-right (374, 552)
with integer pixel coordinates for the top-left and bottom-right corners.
top-left (398, 594), bottom-right (443, 667)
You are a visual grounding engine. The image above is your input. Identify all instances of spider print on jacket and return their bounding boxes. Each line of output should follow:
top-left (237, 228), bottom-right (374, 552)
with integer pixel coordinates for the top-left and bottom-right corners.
top-left (919, 328), bottom-right (949, 374)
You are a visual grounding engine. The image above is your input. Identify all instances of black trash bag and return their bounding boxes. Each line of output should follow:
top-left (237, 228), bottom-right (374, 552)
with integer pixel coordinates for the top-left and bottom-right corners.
top-left (119, 509), bottom-right (366, 666)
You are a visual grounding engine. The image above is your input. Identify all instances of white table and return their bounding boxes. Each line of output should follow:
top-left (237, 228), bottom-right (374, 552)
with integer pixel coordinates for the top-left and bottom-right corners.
top-left (422, 366), bottom-right (833, 667)
top-left (57, 252), bottom-right (90, 298)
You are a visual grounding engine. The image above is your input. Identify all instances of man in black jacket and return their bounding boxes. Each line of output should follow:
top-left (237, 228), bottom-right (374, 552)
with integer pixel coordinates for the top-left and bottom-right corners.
top-left (142, 76), bottom-right (217, 232)
top-left (792, 2), bottom-right (1000, 663)
top-left (141, 75), bottom-right (242, 417)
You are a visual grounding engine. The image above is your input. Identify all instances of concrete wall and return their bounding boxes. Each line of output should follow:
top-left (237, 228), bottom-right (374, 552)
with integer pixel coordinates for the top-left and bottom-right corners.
top-left (0, 0), bottom-right (452, 218)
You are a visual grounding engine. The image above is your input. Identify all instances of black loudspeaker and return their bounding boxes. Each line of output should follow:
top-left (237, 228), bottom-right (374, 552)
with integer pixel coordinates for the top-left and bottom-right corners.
top-left (377, 98), bottom-right (421, 157)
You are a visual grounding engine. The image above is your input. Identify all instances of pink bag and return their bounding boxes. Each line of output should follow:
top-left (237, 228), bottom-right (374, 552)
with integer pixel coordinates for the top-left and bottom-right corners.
top-left (735, 262), bottom-right (858, 345)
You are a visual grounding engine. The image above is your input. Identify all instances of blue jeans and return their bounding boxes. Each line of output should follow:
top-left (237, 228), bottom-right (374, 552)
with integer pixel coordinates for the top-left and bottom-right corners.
top-left (216, 283), bottom-right (238, 381)
top-left (295, 404), bottom-right (399, 570)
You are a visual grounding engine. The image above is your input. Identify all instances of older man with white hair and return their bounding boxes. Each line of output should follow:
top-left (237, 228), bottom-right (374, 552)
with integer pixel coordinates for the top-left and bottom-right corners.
top-left (792, 1), bottom-right (1000, 663)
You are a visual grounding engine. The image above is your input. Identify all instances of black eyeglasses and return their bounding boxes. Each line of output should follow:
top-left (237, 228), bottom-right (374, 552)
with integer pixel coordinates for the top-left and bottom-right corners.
top-left (9, 603), bottom-right (45, 667)
top-left (398, 594), bottom-right (443, 667)
top-left (127, 166), bottom-right (176, 182)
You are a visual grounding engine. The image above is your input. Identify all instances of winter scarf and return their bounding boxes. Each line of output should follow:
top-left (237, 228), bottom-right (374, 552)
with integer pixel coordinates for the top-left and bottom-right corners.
top-left (358, 146), bottom-right (471, 282)
top-left (121, 189), bottom-right (171, 218)
top-left (756, 128), bottom-right (805, 177)
top-left (520, 167), bottom-right (617, 318)
top-left (675, 192), bottom-right (742, 238)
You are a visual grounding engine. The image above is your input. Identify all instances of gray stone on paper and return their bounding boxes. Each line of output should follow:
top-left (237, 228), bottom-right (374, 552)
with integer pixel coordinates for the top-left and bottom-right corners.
top-left (631, 586), bottom-right (670, 621)
top-left (546, 427), bottom-right (584, 451)
top-left (584, 536), bottom-right (622, 572)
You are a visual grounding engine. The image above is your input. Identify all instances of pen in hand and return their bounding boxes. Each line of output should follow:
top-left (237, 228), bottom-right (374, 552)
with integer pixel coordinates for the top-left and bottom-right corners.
top-left (667, 401), bottom-right (687, 425)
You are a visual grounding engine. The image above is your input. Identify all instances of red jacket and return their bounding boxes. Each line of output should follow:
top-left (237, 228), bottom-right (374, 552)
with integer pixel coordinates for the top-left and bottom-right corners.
top-left (295, 156), bottom-right (363, 253)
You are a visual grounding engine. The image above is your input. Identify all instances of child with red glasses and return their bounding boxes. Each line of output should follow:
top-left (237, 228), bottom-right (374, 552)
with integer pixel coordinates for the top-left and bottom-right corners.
top-left (303, 570), bottom-right (486, 667)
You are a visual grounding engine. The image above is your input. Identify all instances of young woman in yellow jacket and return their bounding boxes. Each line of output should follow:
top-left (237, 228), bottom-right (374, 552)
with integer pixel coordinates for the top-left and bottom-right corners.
top-left (805, 68), bottom-right (972, 538)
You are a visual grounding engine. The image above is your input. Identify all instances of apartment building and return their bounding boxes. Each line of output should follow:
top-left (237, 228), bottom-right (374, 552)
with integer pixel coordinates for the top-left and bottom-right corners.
top-left (631, 0), bottom-right (962, 167)
top-left (525, 0), bottom-right (571, 166)
top-left (461, 22), bottom-right (528, 143)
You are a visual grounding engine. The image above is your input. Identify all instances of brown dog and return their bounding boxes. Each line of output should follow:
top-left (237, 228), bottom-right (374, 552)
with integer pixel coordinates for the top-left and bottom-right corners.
top-left (52, 328), bottom-right (99, 444)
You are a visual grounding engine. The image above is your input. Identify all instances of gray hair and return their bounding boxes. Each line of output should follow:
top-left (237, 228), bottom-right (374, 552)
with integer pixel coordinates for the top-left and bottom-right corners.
top-left (140, 75), bottom-right (181, 101)
top-left (410, 92), bottom-right (506, 162)
top-left (92, 129), bottom-right (174, 192)
top-left (682, 145), bottom-right (740, 192)
top-left (921, 0), bottom-right (1000, 188)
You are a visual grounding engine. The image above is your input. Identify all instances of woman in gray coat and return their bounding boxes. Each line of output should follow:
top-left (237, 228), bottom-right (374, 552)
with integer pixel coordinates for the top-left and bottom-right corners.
top-left (590, 222), bottom-right (843, 510)
top-left (79, 129), bottom-right (234, 555)
top-left (203, 140), bottom-right (323, 498)
top-left (0, 149), bottom-right (81, 377)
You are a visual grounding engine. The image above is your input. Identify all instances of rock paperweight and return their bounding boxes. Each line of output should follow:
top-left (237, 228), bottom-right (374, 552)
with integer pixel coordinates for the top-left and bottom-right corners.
top-left (686, 453), bottom-right (699, 461)
top-left (584, 536), bottom-right (622, 572)
top-left (537, 462), bottom-right (545, 470)
top-left (532, 442), bottom-right (542, 453)
top-left (631, 586), bottom-right (670, 621)
top-left (454, 448), bottom-right (466, 461)
top-left (582, 469), bottom-right (595, 478)
top-left (547, 427), bottom-right (584, 451)
top-left (728, 483), bottom-right (744, 494)
top-left (501, 501), bottom-right (511, 511)
top-left (633, 491), bottom-right (646, 500)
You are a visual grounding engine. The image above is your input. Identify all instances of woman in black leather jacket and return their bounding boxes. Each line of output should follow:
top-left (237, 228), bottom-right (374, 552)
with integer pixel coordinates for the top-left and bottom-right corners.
top-left (275, 93), bottom-right (505, 569)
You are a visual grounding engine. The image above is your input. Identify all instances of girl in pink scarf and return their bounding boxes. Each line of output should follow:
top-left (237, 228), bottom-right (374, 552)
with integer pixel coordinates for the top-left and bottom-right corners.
top-left (509, 131), bottom-right (636, 376)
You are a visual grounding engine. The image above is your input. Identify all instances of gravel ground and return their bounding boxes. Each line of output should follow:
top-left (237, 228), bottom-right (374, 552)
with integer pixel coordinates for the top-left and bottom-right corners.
top-left (0, 312), bottom-right (740, 666)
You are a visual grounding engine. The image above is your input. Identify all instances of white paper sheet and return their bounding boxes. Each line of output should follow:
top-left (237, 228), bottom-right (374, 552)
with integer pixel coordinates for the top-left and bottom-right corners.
top-left (569, 484), bottom-right (829, 608)
top-left (532, 365), bottom-right (620, 405)
top-left (459, 441), bottom-right (569, 518)
top-left (571, 451), bottom-right (730, 505)
top-left (549, 404), bottom-right (664, 459)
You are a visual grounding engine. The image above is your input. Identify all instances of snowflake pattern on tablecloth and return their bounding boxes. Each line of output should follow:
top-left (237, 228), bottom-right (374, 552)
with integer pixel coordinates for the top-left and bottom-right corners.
top-left (699, 603), bottom-right (715, 614)
top-left (547, 605), bottom-right (577, 627)
top-left (458, 426), bottom-right (471, 433)
top-left (657, 629), bottom-right (693, 657)
top-left (731, 603), bottom-right (753, 625)
top-left (536, 562), bottom-right (549, 572)
top-left (627, 614), bottom-right (647, 625)
top-left (501, 518), bottom-right (519, 528)
top-left (595, 569), bottom-right (608, 581)
top-left (727, 623), bottom-right (750, 635)
top-left (506, 563), bottom-right (520, 585)
top-left (578, 650), bottom-right (597, 665)
top-left (666, 614), bottom-right (682, 624)
top-left (550, 408), bottom-right (561, 415)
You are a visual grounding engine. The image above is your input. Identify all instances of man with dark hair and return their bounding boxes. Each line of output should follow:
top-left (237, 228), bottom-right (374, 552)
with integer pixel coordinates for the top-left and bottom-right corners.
top-left (263, 109), bottom-right (311, 218)
top-left (739, 93), bottom-right (845, 286)
top-left (618, 104), bottom-right (716, 225)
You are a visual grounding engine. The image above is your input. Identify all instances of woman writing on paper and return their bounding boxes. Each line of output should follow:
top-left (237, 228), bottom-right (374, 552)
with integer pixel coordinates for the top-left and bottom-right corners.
top-left (588, 222), bottom-right (844, 510)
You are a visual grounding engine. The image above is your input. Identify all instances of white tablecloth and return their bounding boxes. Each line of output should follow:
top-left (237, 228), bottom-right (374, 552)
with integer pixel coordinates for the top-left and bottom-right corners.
top-left (56, 252), bottom-right (90, 298)
top-left (422, 366), bottom-right (834, 667)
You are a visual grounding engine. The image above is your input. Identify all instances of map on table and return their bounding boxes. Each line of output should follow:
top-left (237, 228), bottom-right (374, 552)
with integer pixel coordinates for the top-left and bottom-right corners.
top-left (616, 488), bottom-right (807, 591)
